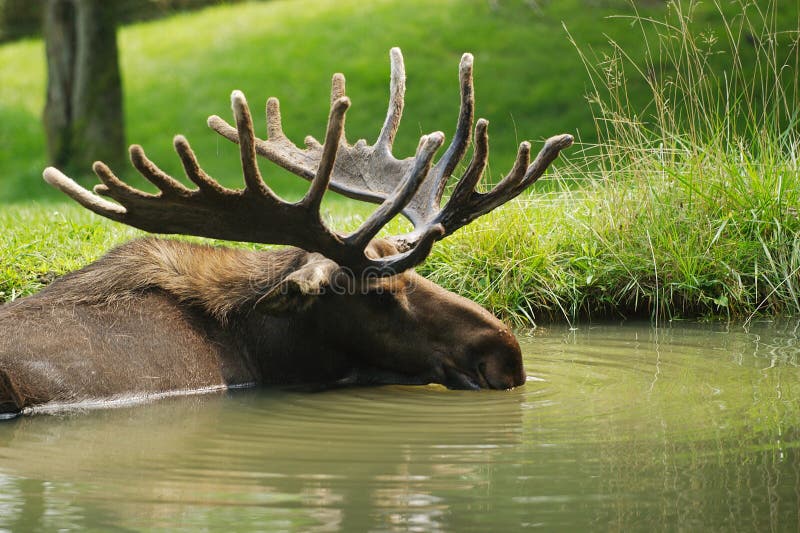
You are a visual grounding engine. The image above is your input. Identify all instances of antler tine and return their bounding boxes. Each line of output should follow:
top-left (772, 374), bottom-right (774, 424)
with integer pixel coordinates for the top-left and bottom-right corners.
top-left (92, 161), bottom-right (155, 203)
top-left (369, 223), bottom-right (444, 276)
top-left (173, 135), bottom-right (233, 196)
top-left (129, 144), bottom-right (192, 198)
top-left (265, 97), bottom-right (287, 141)
top-left (375, 47), bottom-right (405, 151)
top-left (295, 73), bottom-right (350, 153)
top-left (327, 73), bottom-right (347, 147)
top-left (331, 73), bottom-right (346, 104)
top-left (232, 90), bottom-right (280, 201)
top-left (513, 134), bottom-right (573, 193)
top-left (43, 167), bottom-right (126, 219)
top-left (447, 118), bottom-right (489, 208)
top-left (477, 140), bottom-right (531, 205)
top-left (346, 132), bottom-right (445, 250)
top-left (433, 133), bottom-right (573, 234)
top-left (484, 133), bottom-right (573, 207)
top-left (207, 99), bottom-right (319, 181)
top-left (509, 141), bottom-right (532, 184)
top-left (426, 52), bottom-right (475, 206)
top-left (301, 96), bottom-right (350, 212)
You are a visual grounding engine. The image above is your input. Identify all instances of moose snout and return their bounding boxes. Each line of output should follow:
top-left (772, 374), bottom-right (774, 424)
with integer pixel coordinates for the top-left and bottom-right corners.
top-left (476, 351), bottom-right (526, 390)
top-left (470, 325), bottom-right (526, 389)
top-left (443, 314), bottom-right (526, 390)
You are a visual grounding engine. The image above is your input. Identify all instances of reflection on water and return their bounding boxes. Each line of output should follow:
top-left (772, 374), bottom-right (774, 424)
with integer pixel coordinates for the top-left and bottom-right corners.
top-left (0, 321), bottom-right (799, 531)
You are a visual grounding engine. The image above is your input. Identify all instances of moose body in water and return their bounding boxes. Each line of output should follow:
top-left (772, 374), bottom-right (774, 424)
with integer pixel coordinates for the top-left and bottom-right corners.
top-left (0, 49), bottom-right (572, 417)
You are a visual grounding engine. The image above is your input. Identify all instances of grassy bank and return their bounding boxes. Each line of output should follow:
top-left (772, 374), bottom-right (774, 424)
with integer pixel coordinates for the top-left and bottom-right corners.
top-left (1, 0), bottom-right (799, 326)
top-left (422, 0), bottom-right (800, 326)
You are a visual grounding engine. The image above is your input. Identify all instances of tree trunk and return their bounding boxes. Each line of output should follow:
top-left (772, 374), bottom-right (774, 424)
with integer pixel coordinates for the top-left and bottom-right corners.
top-left (71, 0), bottom-right (124, 168)
top-left (43, 0), bottom-right (76, 167)
top-left (43, 0), bottom-right (124, 171)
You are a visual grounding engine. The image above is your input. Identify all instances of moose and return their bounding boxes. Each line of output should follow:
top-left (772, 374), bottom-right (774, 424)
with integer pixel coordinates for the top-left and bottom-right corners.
top-left (0, 49), bottom-right (572, 417)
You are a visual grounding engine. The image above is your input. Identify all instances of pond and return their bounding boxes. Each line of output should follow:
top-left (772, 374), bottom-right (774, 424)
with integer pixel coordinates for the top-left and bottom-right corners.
top-left (0, 321), bottom-right (798, 531)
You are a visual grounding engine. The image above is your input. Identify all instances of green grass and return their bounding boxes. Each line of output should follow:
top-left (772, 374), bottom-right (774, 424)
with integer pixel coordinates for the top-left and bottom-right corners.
top-left (1, 0), bottom-right (799, 326)
top-left (1, 0), bottom-right (598, 201)
top-left (0, 205), bottom-right (137, 301)
top-left (420, 0), bottom-right (800, 326)
top-left (5, 0), bottom-right (796, 201)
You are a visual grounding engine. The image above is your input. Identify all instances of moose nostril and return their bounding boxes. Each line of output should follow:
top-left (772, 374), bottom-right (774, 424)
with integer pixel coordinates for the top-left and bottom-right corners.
top-left (476, 361), bottom-right (489, 387)
top-left (477, 357), bottom-right (524, 389)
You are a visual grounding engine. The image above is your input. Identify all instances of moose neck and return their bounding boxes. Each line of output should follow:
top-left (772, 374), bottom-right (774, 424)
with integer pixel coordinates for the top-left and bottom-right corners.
top-left (229, 307), bottom-right (356, 386)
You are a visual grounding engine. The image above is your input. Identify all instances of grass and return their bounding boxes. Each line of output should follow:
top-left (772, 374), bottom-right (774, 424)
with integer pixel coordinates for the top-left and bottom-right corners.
top-left (5, 0), bottom-right (796, 201)
top-left (421, 0), bottom-right (800, 326)
top-left (1, 0), bottom-right (799, 326)
top-left (0, 0), bottom-right (610, 201)
top-left (0, 206), bottom-right (137, 301)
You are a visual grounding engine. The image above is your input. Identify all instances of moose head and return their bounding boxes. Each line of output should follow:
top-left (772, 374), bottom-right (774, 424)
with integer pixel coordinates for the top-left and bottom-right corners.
top-left (1, 49), bottom-right (571, 416)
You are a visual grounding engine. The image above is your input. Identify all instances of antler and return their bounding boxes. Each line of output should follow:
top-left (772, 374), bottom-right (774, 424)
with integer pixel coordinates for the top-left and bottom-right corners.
top-left (43, 48), bottom-right (572, 276)
top-left (44, 91), bottom-right (444, 276)
top-left (208, 47), bottom-right (574, 250)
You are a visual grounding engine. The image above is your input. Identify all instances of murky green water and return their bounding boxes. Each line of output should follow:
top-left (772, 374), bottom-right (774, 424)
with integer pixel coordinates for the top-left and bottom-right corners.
top-left (1, 321), bottom-right (799, 531)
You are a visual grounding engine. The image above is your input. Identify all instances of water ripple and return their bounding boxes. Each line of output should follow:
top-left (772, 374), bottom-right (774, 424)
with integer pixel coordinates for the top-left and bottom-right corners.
top-left (1, 321), bottom-right (799, 531)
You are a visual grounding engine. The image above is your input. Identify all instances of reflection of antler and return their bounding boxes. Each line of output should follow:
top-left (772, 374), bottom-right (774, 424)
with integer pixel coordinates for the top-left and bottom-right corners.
top-left (44, 48), bottom-right (572, 276)
top-left (210, 47), bottom-right (573, 248)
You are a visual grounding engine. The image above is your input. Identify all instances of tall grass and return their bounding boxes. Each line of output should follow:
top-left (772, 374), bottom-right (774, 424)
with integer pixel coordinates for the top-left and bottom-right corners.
top-left (421, 0), bottom-right (800, 326)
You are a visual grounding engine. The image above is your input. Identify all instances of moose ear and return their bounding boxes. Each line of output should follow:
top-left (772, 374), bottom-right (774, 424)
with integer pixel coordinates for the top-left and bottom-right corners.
top-left (254, 253), bottom-right (340, 314)
top-left (364, 238), bottom-right (400, 259)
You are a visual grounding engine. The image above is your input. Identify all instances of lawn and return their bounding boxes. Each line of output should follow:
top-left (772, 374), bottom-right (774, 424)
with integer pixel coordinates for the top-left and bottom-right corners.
top-left (1, 0), bottom-right (798, 325)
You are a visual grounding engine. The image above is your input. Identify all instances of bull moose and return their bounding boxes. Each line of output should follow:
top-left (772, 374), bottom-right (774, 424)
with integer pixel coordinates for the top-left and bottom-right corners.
top-left (0, 49), bottom-right (572, 417)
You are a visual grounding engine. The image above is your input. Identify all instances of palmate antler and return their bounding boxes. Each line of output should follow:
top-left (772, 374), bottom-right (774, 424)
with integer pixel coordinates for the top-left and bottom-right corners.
top-left (209, 48), bottom-right (573, 249)
top-left (44, 48), bottom-right (572, 276)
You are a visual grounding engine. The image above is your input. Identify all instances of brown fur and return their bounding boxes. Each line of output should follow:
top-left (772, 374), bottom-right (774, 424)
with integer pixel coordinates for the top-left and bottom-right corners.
top-left (0, 238), bottom-right (525, 416)
top-left (45, 238), bottom-right (310, 320)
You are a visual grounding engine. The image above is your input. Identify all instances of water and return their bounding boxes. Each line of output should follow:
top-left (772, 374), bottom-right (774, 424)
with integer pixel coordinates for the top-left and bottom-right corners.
top-left (1, 321), bottom-right (799, 531)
